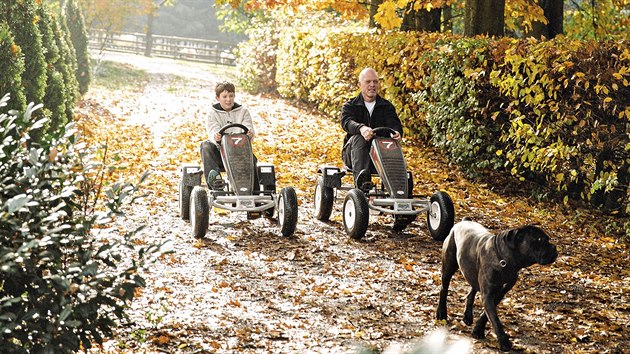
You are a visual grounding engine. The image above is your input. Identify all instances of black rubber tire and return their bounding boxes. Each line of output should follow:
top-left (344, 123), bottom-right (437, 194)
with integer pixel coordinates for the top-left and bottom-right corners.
top-left (426, 191), bottom-right (455, 241)
top-left (190, 186), bottom-right (209, 239)
top-left (179, 181), bottom-right (191, 220)
top-left (343, 189), bottom-right (369, 240)
top-left (314, 177), bottom-right (334, 221)
top-left (278, 187), bottom-right (298, 237)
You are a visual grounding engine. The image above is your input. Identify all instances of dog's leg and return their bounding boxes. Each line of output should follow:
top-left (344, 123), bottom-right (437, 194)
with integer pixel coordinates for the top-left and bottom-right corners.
top-left (473, 281), bottom-right (516, 351)
top-left (463, 288), bottom-right (477, 325)
top-left (436, 233), bottom-right (458, 321)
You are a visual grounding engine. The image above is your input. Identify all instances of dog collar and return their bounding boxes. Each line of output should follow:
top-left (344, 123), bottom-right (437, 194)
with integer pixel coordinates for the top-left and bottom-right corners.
top-left (494, 236), bottom-right (507, 268)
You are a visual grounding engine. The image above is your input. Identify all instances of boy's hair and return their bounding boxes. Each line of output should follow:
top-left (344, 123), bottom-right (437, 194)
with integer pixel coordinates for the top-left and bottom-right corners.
top-left (215, 81), bottom-right (235, 97)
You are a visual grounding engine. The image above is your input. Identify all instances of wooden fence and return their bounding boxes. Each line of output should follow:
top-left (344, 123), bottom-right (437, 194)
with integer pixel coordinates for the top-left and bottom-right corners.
top-left (88, 29), bottom-right (238, 66)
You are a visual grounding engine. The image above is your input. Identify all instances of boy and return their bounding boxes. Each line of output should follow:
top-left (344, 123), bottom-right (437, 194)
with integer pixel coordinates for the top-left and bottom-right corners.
top-left (200, 81), bottom-right (256, 189)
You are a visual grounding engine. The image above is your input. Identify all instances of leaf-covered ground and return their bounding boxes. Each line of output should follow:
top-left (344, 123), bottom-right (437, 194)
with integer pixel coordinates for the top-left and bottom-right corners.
top-left (78, 52), bottom-right (628, 353)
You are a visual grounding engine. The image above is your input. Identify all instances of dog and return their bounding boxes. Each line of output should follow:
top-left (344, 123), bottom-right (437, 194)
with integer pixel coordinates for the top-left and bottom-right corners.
top-left (436, 218), bottom-right (558, 351)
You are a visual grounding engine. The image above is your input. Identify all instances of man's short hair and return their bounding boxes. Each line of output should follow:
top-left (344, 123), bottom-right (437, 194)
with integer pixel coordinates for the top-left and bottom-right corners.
top-left (215, 81), bottom-right (235, 96)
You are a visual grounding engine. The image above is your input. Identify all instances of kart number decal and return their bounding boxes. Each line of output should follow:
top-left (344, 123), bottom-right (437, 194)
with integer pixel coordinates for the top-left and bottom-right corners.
top-left (230, 137), bottom-right (245, 146)
top-left (186, 167), bottom-right (199, 174)
top-left (379, 140), bottom-right (396, 150)
top-left (260, 166), bottom-right (272, 173)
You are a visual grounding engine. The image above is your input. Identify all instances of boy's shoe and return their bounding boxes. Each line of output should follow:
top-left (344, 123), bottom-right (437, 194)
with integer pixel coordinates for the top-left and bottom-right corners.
top-left (207, 170), bottom-right (225, 191)
top-left (355, 168), bottom-right (373, 192)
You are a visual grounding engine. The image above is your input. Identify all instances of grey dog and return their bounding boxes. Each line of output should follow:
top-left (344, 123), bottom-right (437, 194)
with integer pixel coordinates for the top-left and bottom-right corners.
top-left (436, 218), bottom-right (558, 351)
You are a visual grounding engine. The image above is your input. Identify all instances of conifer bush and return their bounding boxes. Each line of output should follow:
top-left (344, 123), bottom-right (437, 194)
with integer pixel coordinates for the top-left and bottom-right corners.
top-left (0, 0), bottom-right (47, 107)
top-left (64, 0), bottom-right (90, 95)
top-left (0, 23), bottom-right (26, 113)
top-left (0, 94), bottom-right (164, 352)
top-left (53, 12), bottom-right (80, 121)
top-left (37, 3), bottom-right (68, 133)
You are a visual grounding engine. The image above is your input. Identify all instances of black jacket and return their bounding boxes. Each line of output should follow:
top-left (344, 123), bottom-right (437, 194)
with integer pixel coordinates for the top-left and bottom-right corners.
top-left (341, 93), bottom-right (403, 146)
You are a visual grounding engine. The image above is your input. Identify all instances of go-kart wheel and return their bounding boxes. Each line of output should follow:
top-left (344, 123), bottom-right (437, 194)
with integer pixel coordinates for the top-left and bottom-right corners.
top-left (314, 177), bottom-right (334, 221)
top-left (343, 189), bottom-right (369, 240)
top-left (427, 191), bottom-right (455, 241)
top-left (190, 186), bottom-right (209, 239)
top-left (179, 181), bottom-right (192, 220)
top-left (278, 187), bottom-right (298, 237)
top-left (393, 214), bottom-right (416, 232)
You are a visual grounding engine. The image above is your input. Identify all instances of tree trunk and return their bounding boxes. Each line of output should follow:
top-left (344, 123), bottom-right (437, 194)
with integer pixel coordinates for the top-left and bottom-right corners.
top-left (465, 0), bottom-right (505, 36)
top-left (369, 0), bottom-right (383, 28)
top-left (401, 5), bottom-right (442, 32)
top-left (144, 10), bottom-right (154, 57)
top-left (443, 6), bottom-right (453, 32)
top-left (529, 0), bottom-right (564, 39)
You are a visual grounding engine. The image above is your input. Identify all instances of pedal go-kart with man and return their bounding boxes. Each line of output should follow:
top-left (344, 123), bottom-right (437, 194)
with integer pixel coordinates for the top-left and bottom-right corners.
top-left (313, 127), bottom-right (454, 240)
top-left (179, 123), bottom-right (298, 238)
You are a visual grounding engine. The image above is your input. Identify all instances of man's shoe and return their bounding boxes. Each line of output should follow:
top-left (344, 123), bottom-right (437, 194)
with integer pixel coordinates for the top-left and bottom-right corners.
top-left (355, 168), bottom-right (372, 191)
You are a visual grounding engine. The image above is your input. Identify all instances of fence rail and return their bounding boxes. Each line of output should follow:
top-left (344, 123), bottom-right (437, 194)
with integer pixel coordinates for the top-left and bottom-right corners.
top-left (88, 29), bottom-right (238, 66)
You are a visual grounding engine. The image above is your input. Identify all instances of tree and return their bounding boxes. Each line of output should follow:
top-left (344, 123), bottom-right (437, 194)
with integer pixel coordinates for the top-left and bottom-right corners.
top-left (51, 11), bottom-right (80, 122)
top-left (143, 0), bottom-right (175, 57)
top-left (529, 0), bottom-right (563, 39)
top-left (465, 0), bottom-right (505, 36)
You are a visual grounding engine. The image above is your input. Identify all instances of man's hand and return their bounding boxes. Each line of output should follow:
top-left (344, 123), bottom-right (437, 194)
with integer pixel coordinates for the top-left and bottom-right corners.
top-left (360, 125), bottom-right (374, 141)
top-left (214, 132), bottom-right (221, 143)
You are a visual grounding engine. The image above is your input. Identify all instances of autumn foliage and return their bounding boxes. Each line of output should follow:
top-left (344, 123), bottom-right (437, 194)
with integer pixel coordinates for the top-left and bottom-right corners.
top-left (237, 26), bottom-right (630, 227)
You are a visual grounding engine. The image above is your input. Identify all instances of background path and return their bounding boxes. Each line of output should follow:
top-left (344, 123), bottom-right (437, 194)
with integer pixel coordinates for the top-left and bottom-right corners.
top-left (79, 51), bottom-right (628, 353)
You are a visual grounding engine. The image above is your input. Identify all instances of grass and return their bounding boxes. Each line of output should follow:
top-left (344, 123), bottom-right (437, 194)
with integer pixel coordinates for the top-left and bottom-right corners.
top-left (91, 60), bottom-right (150, 91)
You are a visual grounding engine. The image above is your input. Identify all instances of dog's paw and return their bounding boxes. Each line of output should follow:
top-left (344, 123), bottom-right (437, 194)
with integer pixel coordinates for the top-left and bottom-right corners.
top-left (471, 328), bottom-right (486, 339)
top-left (436, 307), bottom-right (447, 321)
top-left (463, 312), bottom-right (473, 326)
top-left (498, 338), bottom-right (512, 352)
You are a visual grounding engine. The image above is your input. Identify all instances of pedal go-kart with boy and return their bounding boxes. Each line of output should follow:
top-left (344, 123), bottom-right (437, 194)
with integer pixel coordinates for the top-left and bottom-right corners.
top-left (179, 123), bottom-right (298, 238)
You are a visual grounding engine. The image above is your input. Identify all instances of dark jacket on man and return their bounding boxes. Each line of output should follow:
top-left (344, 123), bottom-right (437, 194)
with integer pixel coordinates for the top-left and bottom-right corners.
top-left (340, 93), bottom-right (403, 147)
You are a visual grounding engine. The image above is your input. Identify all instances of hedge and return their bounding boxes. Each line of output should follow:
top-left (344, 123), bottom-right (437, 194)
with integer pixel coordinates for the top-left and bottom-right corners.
top-left (237, 27), bottom-right (630, 216)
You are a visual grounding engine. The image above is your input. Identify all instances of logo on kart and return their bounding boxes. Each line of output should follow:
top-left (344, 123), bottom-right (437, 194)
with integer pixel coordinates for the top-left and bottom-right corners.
top-left (229, 136), bottom-right (246, 146)
top-left (378, 140), bottom-right (396, 150)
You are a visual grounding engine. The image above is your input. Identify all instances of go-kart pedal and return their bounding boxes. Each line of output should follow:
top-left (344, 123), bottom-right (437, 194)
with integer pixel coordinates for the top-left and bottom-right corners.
top-left (355, 168), bottom-right (373, 193)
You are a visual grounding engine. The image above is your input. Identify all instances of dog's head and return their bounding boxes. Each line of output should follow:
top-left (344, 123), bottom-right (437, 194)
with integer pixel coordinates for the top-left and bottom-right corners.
top-left (505, 225), bottom-right (558, 266)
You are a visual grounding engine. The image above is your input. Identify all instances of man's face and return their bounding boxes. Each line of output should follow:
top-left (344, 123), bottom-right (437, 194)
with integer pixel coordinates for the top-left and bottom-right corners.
top-left (217, 90), bottom-right (235, 111)
top-left (359, 70), bottom-right (379, 102)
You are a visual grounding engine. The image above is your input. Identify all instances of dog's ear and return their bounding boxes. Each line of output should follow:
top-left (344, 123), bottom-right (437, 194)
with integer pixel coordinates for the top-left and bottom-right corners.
top-left (504, 229), bottom-right (522, 249)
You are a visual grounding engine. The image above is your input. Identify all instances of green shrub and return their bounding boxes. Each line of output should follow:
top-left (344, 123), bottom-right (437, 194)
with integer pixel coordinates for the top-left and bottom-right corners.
top-left (414, 37), bottom-right (506, 173)
top-left (0, 23), bottom-right (26, 113)
top-left (0, 0), bottom-right (47, 107)
top-left (64, 0), bottom-right (90, 95)
top-left (0, 94), bottom-right (165, 352)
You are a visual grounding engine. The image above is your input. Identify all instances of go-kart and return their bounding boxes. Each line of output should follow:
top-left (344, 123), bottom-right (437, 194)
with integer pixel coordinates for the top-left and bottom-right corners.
top-left (179, 123), bottom-right (298, 238)
top-left (313, 127), bottom-right (454, 240)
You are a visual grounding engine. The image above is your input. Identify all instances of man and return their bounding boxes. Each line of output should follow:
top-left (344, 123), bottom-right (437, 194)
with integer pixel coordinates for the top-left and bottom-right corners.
top-left (200, 81), bottom-right (256, 189)
top-left (341, 68), bottom-right (403, 188)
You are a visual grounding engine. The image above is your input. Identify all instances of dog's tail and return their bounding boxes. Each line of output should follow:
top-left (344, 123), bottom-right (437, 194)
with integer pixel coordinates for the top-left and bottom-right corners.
top-left (462, 216), bottom-right (473, 222)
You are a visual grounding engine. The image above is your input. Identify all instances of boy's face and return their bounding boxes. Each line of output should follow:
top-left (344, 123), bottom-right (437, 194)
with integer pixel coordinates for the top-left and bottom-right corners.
top-left (217, 90), bottom-right (235, 110)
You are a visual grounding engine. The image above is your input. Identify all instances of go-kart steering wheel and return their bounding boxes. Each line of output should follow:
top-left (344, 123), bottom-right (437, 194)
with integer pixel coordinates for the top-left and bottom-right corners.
top-left (218, 123), bottom-right (249, 136)
top-left (372, 127), bottom-right (399, 138)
